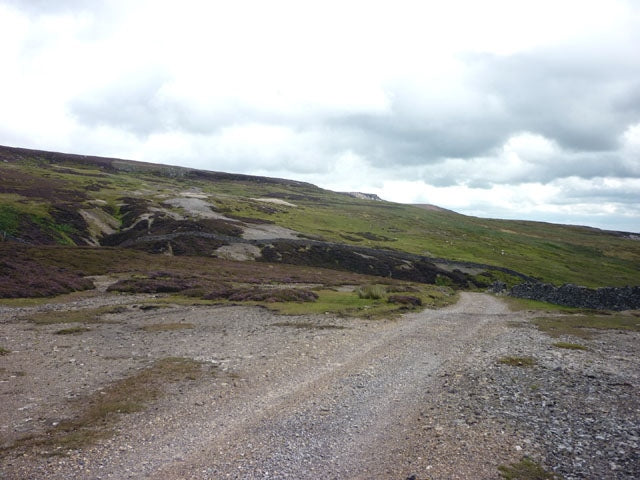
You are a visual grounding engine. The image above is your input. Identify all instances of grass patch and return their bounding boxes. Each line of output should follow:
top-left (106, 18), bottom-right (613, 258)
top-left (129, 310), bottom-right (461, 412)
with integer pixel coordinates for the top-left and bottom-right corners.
top-left (355, 284), bottom-right (387, 300)
top-left (28, 305), bottom-right (127, 325)
top-left (503, 297), bottom-right (586, 314)
top-left (499, 457), bottom-right (560, 479)
top-left (0, 346), bottom-right (10, 355)
top-left (271, 321), bottom-right (346, 330)
top-left (533, 313), bottom-right (640, 339)
top-left (5, 357), bottom-right (209, 455)
top-left (268, 286), bottom-right (455, 318)
top-left (141, 322), bottom-right (194, 332)
top-left (498, 356), bottom-right (537, 367)
top-left (553, 342), bottom-right (588, 351)
top-left (55, 326), bottom-right (90, 335)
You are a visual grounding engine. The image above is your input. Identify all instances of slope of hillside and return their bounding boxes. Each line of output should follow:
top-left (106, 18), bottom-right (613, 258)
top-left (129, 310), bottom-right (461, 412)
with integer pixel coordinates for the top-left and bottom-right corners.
top-left (1, 145), bottom-right (638, 288)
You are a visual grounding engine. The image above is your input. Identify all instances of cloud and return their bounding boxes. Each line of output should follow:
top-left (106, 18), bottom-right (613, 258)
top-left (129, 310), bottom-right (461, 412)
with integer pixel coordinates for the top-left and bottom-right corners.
top-left (0, 0), bottom-right (639, 232)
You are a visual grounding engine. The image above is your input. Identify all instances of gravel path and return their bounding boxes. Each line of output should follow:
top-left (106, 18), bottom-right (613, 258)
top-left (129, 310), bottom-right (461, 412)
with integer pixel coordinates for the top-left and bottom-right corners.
top-left (1, 292), bottom-right (638, 479)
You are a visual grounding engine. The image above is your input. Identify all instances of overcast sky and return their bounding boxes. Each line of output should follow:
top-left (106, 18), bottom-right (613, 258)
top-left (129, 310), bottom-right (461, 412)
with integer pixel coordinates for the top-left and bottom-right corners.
top-left (1, 1), bottom-right (639, 232)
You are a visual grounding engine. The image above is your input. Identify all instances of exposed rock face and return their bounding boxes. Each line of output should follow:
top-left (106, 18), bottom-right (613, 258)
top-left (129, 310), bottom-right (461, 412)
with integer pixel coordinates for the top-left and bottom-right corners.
top-left (510, 282), bottom-right (640, 311)
top-left (339, 192), bottom-right (383, 201)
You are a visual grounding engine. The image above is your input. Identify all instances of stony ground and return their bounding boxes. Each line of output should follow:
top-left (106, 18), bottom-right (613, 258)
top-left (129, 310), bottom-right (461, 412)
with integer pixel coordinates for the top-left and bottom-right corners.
top-left (1, 290), bottom-right (638, 479)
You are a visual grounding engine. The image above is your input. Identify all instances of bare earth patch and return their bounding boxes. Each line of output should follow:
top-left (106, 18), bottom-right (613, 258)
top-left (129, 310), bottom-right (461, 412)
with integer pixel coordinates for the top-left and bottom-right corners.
top-left (0, 293), bottom-right (638, 479)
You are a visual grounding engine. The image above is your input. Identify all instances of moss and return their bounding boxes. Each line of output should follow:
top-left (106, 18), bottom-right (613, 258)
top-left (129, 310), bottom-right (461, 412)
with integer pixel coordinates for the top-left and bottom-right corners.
top-left (55, 327), bottom-right (91, 335)
top-left (498, 457), bottom-right (560, 479)
top-left (498, 356), bottom-right (537, 367)
top-left (553, 342), bottom-right (588, 350)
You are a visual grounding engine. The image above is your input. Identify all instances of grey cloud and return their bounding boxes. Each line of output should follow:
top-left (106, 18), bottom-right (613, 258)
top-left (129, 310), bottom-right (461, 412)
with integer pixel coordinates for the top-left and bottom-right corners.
top-left (70, 74), bottom-right (172, 136)
top-left (327, 40), bottom-right (640, 182)
top-left (470, 47), bottom-right (640, 152)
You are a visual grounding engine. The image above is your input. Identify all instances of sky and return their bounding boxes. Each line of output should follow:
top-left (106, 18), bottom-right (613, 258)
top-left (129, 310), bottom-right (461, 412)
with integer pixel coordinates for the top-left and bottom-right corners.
top-left (1, 1), bottom-right (639, 233)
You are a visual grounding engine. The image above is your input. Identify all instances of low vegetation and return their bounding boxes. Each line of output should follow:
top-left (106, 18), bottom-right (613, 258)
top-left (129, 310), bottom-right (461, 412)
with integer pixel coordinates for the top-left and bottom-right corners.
top-left (2, 145), bottom-right (639, 291)
top-left (5, 357), bottom-right (212, 454)
top-left (552, 342), bottom-right (588, 351)
top-left (271, 321), bottom-right (346, 330)
top-left (355, 284), bottom-right (387, 300)
top-left (0, 253), bottom-right (94, 298)
top-left (267, 285), bottom-right (455, 319)
top-left (203, 286), bottom-right (319, 303)
top-left (0, 347), bottom-right (10, 355)
top-left (533, 312), bottom-right (640, 339)
top-left (54, 326), bottom-right (90, 335)
top-left (27, 305), bottom-right (127, 325)
top-left (498, 457), bottom-right (560, 479)
top-left (141, 322), bottom-right (194, 332)
top-left (498, 356), bottom-right (537, 367)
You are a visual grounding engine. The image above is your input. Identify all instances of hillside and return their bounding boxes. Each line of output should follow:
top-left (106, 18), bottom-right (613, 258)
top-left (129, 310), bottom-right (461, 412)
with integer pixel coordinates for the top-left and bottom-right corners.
top-left (1, 144), bottom-right (639, 292)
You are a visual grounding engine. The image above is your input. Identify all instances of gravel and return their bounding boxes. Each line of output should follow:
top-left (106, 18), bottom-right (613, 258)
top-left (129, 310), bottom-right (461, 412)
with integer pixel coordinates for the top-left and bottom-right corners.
top-left (1, 292), bottom-right (638, 479)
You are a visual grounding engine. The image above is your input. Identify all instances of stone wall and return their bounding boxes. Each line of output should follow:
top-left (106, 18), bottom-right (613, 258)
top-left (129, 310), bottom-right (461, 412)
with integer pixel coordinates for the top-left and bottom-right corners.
top-left (509, 282), bottom-right (640, 311)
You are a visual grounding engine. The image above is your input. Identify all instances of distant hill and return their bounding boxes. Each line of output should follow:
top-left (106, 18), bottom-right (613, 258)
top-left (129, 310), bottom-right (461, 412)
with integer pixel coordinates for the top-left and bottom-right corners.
top-left (1, 144), bottom-right (639, 289)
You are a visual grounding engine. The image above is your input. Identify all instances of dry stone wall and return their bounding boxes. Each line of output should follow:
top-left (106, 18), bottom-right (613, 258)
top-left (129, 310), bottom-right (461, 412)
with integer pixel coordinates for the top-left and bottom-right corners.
top-left (509, 282), bottom-right (640, 311)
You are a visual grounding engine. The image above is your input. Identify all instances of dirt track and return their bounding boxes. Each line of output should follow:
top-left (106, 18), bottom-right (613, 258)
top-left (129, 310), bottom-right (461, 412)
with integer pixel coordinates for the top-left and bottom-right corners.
top-left (1, 292), bottom-right (638, 479)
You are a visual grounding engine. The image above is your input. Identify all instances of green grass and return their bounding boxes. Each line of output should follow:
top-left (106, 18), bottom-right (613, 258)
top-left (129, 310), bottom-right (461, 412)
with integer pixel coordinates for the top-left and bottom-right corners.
top-left (502, 297), bottom-right (590, 314)
top-left (553, 342), bottom-right (588, 350)
top-left (267, 286), bottom-right (455, 318)
top-left (499, 457), bottom-right (561, 479)
top-left (498, 356), bottom-right (537, 367)
top-left (533, 313), bottom-right (640, 339)
top-left (0, 346), bottom-right (10, 355)
top-left (355, 284), bottom-right (387, 300)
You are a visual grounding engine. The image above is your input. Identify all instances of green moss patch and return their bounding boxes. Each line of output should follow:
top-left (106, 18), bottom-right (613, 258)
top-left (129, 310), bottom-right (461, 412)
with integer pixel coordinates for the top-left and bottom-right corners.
top-left (499, 457), bottom-right (560, 479)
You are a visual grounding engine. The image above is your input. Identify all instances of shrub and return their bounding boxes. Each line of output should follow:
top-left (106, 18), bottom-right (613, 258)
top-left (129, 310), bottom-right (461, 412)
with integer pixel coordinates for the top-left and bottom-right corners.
top-left (0, 253), bottom-right (94, 298)
top-left (107, 272), bottom-right (205, 294)
top-left (388, 295), bottom-right (422, 307)
top-left (355, 284), bottom-right (387, 300)
top-left (204, 286), bottom-right (318, 303)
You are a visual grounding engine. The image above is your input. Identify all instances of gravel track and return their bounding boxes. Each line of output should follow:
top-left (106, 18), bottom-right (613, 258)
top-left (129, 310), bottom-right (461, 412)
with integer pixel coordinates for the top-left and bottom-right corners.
top-left (1, 292), bottom-right (638, 479)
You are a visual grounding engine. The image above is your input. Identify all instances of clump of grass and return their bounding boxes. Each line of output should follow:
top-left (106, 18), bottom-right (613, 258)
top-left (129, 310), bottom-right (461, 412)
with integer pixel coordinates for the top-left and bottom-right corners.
top-left (7, 357), bottom-right (208, 454)
top-left (141, 322), bottom-right (194, 332)
top-left (28, 305), bottom-right (127, 325)
top-left (355, 284), bottom-right (387, 300)
top-left (498, 457), bottom-right (560, 479)
top-left (498, 356), bottom-right (537, 367)
top-left (0, 346), bottom-right (10, 355)
top-left (533, 313), bottom-right (640, 339)
top-left (553, 342), bottom-right (588, 351)
top-left (55, 326), bottom-right (90, 335)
